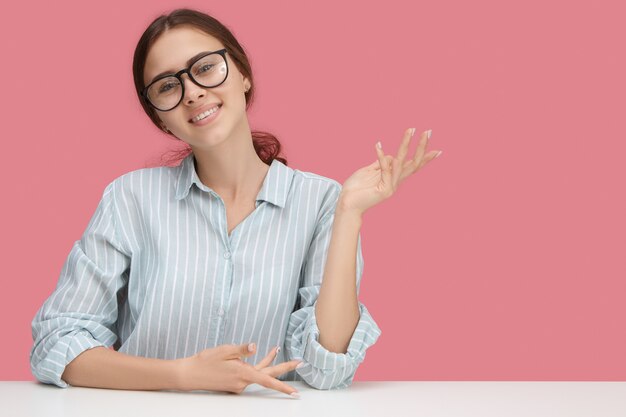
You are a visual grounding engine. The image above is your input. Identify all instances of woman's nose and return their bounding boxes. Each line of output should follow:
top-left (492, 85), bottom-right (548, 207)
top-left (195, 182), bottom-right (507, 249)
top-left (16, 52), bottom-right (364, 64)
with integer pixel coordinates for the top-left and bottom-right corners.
top-left (181, 73), bottom-right (205, 103)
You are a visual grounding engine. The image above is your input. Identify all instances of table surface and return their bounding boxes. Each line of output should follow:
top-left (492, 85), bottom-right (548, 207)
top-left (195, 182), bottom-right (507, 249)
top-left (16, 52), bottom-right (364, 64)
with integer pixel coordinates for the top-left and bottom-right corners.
top-left (2, 381), bottom-right (625, 417)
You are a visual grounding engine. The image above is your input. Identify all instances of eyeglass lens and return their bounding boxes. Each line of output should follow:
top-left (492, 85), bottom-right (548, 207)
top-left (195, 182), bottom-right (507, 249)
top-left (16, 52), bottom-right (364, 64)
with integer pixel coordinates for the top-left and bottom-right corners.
top-left (147, 53), bottom-right (227, 111)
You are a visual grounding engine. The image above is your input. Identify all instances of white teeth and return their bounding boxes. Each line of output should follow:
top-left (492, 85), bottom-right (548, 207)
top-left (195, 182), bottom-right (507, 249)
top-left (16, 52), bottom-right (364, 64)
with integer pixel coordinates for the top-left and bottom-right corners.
top-left (192, 105), bottom-right (220, 122)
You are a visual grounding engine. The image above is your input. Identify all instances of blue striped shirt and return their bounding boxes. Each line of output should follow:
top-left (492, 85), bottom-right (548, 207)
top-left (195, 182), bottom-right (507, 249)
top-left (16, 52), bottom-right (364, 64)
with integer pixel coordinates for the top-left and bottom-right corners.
top-left (30, 152), bottom-right (382, 390)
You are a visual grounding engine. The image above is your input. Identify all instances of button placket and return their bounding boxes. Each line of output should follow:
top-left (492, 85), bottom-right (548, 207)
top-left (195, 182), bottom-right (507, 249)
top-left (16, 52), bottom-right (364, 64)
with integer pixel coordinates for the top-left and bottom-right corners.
top-left (219, 224), bottom-right (233, 330)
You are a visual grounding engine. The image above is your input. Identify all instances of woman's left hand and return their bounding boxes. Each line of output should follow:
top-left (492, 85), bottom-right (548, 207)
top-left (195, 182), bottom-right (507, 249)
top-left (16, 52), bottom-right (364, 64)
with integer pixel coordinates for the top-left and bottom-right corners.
top-left (338, 128), bottom-right (442, 216)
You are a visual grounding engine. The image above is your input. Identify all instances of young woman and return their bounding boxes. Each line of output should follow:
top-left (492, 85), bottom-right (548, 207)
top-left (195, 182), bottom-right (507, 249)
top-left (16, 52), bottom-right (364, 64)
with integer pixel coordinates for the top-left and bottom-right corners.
top-left (30, 8), bottom-right (442, 398)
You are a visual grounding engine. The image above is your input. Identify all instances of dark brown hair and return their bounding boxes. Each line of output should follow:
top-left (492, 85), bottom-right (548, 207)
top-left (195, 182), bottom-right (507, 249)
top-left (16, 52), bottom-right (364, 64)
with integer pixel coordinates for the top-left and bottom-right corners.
top-left (132, 8), bottom-right (287, 167)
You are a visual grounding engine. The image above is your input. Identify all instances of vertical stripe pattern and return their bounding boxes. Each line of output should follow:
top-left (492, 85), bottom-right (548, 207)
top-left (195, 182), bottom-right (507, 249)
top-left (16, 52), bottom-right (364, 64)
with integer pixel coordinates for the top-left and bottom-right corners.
top-left (30, 153), bottom-right (382, 390)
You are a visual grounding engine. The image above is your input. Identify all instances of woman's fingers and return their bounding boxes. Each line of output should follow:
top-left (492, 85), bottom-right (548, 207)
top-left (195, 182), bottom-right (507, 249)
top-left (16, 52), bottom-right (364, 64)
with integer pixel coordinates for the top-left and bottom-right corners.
top-left (397, 130), bottom-right (441, 183)
top-left (391, 128), bottom-right (414, 186)
top-left (375, 142), bottom-right (393, 191)
top-left (254, 346), bottom-right (279, 370)
top-left (412, 130), bottom-right (430, 167)
top-left (260, 360), bottom-right (303, 378)
top-left (419, 150), bottom-right (442, 168)
top-left (245, 366), bottom-right (300, 397)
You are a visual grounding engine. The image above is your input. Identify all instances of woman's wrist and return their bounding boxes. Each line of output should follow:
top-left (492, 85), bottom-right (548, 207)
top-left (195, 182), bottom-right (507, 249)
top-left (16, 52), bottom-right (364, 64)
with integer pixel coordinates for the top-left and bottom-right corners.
top-left (172, 357), bottom-right (190, 391)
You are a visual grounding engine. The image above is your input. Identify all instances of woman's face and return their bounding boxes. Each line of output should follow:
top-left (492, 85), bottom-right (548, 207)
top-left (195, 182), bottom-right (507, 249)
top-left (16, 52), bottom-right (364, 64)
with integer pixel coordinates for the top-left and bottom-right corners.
top-left (143, 26), bottom-right (250, 148)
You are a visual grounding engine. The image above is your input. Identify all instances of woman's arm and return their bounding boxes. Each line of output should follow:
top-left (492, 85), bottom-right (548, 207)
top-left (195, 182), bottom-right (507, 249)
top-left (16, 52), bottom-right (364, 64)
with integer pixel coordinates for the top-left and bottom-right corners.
top-left (62, 346), bottom-right (182, 390)
top-left (285, 183), bottom-right (381, 389)
top-left (314, 129), bottom-right (440, 353)
top-left (314, 201), bottom-right (363, 354)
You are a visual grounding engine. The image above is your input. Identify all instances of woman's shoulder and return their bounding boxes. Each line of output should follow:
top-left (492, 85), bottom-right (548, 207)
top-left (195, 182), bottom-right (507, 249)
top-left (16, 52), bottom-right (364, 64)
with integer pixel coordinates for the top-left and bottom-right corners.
top-left (103, 162), bottom-right (180, 198)
top-left (289, 166), bottom-right (343, 215)
top-left (291, 166), bottom-right (342, 193)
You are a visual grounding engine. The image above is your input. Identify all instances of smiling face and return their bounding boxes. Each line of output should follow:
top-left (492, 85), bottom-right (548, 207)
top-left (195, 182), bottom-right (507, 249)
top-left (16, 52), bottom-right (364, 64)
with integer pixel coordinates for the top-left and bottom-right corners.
top-left (143, 25), bottom-right (251, 148)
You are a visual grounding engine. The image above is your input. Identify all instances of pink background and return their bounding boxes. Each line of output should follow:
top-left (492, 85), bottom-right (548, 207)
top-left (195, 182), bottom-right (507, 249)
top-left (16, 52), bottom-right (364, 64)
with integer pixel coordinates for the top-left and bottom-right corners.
top-left (2, 0), bottom-right (625, 382)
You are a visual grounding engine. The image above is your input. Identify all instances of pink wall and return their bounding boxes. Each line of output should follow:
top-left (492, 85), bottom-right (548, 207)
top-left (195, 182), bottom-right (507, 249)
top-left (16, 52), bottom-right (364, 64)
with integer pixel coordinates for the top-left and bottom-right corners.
top-left (2, 0), bottom-right (625, 382)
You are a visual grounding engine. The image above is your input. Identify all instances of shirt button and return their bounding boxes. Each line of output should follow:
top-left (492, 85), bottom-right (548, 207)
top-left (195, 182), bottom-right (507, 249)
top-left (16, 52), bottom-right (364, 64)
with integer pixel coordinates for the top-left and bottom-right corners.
top-left (218, 308), bottom-right (225, 316)
top-left (223, 251), bottom-right (231, 259)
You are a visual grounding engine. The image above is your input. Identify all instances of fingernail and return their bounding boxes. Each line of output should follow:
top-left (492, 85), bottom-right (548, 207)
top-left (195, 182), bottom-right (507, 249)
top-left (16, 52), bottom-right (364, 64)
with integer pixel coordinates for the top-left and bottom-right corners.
top-left (290, 391), bottom-right (300, 398)
top-left (248, 343), bottom-right (255, 352)
top-left (427, 129), bottom-right (432, 139)
top-left (296, 362), bottom-right (305, 369)
top-left (411, 128), bottom-right (416, 136)
top-left (435, 150), bottom-right (443, 158)
top-left (376, 141), bottom-right (382, 149)
top-left (276, 346), bottom-right (281, 354)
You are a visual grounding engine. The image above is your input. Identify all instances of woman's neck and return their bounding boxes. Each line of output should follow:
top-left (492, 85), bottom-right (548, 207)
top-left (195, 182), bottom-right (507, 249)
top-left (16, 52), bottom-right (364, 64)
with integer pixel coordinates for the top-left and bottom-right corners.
top-left (191, 133), bottom-right (269, 203)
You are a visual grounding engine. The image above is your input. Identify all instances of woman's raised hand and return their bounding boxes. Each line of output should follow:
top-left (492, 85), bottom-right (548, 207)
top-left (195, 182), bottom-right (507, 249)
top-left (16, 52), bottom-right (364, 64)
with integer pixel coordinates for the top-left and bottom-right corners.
top-left (175, 343), bottom-right (302, 398)
top-left (338, 128), bottom-right (442, 216)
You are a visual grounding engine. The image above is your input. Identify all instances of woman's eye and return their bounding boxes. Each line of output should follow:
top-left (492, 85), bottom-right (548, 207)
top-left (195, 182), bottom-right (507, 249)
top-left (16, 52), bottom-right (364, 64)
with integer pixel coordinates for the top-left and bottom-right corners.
top-left (159, 82), bottom-right (178, 93)
top-left (197, 64), bottom-right (213, 74)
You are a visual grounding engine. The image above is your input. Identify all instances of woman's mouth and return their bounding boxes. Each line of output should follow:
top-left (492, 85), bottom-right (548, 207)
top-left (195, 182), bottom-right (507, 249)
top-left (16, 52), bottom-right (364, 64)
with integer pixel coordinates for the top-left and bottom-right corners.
top-left (189, 104), bottom-right (222, 126)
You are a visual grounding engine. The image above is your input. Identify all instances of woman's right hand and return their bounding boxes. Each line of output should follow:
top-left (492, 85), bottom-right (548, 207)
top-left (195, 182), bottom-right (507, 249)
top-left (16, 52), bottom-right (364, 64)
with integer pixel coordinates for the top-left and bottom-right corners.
top-left (175, 343), bottom-right (302, 397)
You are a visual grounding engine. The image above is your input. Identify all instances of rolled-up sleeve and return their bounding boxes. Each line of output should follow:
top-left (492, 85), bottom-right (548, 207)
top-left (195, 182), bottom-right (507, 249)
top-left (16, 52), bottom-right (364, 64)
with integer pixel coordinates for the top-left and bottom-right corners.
top-left (285, 194), bottom-right (382, 390)
top-left (30, 181), bottom-right (130, 388)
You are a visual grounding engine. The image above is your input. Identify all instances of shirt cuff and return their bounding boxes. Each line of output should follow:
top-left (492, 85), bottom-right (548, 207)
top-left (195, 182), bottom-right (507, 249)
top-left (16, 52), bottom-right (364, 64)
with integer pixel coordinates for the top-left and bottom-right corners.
top-left (286, 302), bottom-right (381, 389)
top-left (31, 330), bottom-right (110, 388)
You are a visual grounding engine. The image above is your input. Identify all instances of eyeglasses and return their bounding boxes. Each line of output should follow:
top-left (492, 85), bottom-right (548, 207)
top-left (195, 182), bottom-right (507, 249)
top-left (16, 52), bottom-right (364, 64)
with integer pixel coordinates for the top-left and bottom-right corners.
top-left (141, 48), bottom-right (229, 112)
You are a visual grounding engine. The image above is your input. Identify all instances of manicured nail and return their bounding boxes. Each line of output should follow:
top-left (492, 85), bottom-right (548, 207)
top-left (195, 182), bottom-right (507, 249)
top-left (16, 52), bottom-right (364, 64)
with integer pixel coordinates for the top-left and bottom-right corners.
top-left (435, 150), bottom-right (443, 158)
top-left (427, 129), bottom-right (432, 139)
top-left (276, 346), bottom-right (281, 354)
top-left (411, 128), bottom-right (416, 136)
top-left (248, 343), bottom-right (255, 352)
top-left (296, 362), bottom-right (305, 369)
top-left (376, 141), bottom-right (382, 149)
top-left (290, 391), bottom-right (300, 398)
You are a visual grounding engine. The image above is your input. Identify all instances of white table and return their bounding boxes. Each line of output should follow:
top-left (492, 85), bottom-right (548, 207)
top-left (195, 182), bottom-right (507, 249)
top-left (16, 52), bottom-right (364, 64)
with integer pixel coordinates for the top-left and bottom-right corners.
top-left (2, 381), bottom-right (625, 417)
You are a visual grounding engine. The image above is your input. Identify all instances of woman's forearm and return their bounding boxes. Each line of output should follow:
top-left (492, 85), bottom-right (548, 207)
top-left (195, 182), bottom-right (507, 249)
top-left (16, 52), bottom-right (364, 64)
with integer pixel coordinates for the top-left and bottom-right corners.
top-left (315, 202), bottom-right (363, 354)
top-left (62, 346), bottom-right (182, 391)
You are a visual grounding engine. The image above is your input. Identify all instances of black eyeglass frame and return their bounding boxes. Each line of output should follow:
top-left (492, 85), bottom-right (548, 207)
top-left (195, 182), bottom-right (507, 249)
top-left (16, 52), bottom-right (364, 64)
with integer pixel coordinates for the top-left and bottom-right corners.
top-left (141, 48), bottom-right (230, 112)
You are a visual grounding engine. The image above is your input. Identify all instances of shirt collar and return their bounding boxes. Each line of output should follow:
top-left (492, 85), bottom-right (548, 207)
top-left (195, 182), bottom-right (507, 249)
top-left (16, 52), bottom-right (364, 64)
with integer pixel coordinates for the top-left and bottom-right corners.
top-left (174, 152), bottom-right (294, 208)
